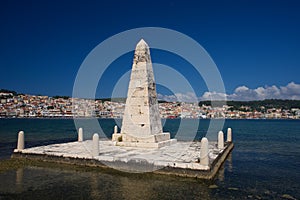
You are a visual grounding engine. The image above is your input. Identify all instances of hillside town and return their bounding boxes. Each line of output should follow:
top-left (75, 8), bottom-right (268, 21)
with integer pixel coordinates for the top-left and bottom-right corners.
top-left (1, 92), bottom-right (300, 119)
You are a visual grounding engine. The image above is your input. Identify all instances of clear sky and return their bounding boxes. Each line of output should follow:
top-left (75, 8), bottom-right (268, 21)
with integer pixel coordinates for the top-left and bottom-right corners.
top-left (1, 0), bottom-right (300, 100)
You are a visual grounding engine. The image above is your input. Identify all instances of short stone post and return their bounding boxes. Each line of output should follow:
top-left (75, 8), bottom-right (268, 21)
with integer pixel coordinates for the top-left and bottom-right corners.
top-left (200, 137), bottom-right (209, 166)
top-left (114, 125), bottom-right (118, 134)
top-left (218, 131), bottom-right (224, 149)
top-left (78, 128), bottom-right (83, 142)
top-left (92, 133), bottom-right (99, 157)
top-left (227, 128), bottom-right (232, 142)
top-left (17, 131), bottom-right (24, 150)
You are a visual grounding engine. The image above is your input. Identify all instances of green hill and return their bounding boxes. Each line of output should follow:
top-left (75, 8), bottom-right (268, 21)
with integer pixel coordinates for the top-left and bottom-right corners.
top-left (199, 99), bottom-right (300, 111)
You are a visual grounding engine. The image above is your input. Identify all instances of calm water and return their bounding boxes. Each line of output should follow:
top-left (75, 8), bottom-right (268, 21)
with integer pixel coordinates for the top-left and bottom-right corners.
top-left (0, 118), bottom-right (299, 199)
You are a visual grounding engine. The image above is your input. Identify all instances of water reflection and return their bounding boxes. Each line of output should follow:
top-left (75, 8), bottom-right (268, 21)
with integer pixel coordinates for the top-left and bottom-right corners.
top-left (215, 152), bottom-right (234, 182)
top-left (15, 168), bottom-right (23, 192)
top-left (90, 175), bottom-right (100, 199)
top-left (1, 166), bottom-right (214, 199)
top-left (121, 177), bottom-right (153, 200)
top-left (2, 149), bottom-right (298, 200)
top-left (217, 165), bottom-right (225, 182)
top-left (0, 152), bottom-right (236, 199)
top-left (227, 153), bottom-right (233, 173)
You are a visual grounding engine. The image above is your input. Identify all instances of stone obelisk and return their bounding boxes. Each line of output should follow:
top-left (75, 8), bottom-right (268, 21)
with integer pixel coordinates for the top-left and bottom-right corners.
top-left (112, 39), bottom-right (176, 148)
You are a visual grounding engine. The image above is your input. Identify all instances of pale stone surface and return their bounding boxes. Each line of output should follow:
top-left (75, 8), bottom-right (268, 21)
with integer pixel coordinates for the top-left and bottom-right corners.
top-left (17, 131), bottom-right (24, 150)
top-left (218, 131), bottom-right (224, 149)
top-left (112, 39), bottom-right (175, 147)
top-left (227, 128), bottom-right (232, 142)
top-left (116, 138), bottom-right (177, 148)
top-left (92, 133), bottom-right (99, 157)
top-left (112, 133), bottom-right (122, 142)
top-left (200, 137), bottom-right (209, 166)
top-left (78, 128), bottom-right (83, 142)
top-left (14, 139), bottom-right (229, 171)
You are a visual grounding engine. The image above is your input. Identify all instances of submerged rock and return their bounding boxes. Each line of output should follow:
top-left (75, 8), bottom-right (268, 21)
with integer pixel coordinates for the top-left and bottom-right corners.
top-left (228, 187), bottom-right (239, 191)
top-left (208, 184), bottom-right (218, 189)
top-left (282, 194), bottom-right (297, 200)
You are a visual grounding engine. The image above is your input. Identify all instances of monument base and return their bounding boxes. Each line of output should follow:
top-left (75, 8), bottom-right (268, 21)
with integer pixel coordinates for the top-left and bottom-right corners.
top-left (115, 139), bottom-right (177, 148)
top-left (112, 132), bottom-right (177, 148)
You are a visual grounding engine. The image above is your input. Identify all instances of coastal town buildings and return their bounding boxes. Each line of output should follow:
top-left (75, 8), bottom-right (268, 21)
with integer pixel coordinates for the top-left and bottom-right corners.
top-left (0, 92), bottom-right (299, 119)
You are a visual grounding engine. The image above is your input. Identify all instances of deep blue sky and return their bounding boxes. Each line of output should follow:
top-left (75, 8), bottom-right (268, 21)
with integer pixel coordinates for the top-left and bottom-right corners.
top-left (1, 0), bottom-right (299, 99)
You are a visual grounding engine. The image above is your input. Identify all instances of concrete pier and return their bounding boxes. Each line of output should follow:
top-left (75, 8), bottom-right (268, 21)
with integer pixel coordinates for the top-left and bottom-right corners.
top-left (17, 131), bottom-right (24, 150)
top-left (12, 135), bottom-right (234, 179)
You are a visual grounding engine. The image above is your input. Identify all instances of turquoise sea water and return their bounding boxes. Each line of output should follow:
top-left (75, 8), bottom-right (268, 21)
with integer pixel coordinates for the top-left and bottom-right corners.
top-left (0, 118), bottom-right (299, 199)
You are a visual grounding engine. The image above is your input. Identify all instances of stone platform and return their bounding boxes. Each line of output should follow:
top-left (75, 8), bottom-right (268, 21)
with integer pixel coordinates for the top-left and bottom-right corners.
top-left (12, 139), bottom-right (234, 179)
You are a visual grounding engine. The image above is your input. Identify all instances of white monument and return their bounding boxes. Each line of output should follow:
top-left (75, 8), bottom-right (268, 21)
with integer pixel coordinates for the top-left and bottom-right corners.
top-left (112, 39), bottom-right (176, 148)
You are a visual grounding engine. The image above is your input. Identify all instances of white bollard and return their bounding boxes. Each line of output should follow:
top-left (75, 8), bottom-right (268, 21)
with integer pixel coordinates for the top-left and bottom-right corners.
top-left (92, 133), bottom-right (99, 157)
top-left (78, 128), bottom-right (83, 142)
top-left (200, 137), bottom-right (209, 166)
top-left (114, 125), bottom-right (118, 134)
top-left (17, 131), bottom-right (24, 150)
top-left (227, 128), bottom-right (232, 142)
top-left (218, 131), bottom-right (224, 149)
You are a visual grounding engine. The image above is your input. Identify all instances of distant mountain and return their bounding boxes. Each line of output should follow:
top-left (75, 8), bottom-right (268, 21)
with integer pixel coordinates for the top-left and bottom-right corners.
top-left (95, 97), bottom-right (126, 103)
top-left (0, 89), bottom-right (17, 96)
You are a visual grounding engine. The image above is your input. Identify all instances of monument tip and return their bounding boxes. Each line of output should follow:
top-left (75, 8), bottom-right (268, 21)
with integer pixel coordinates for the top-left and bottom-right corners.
top-left (136, 39), bottom-right (149, 48)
